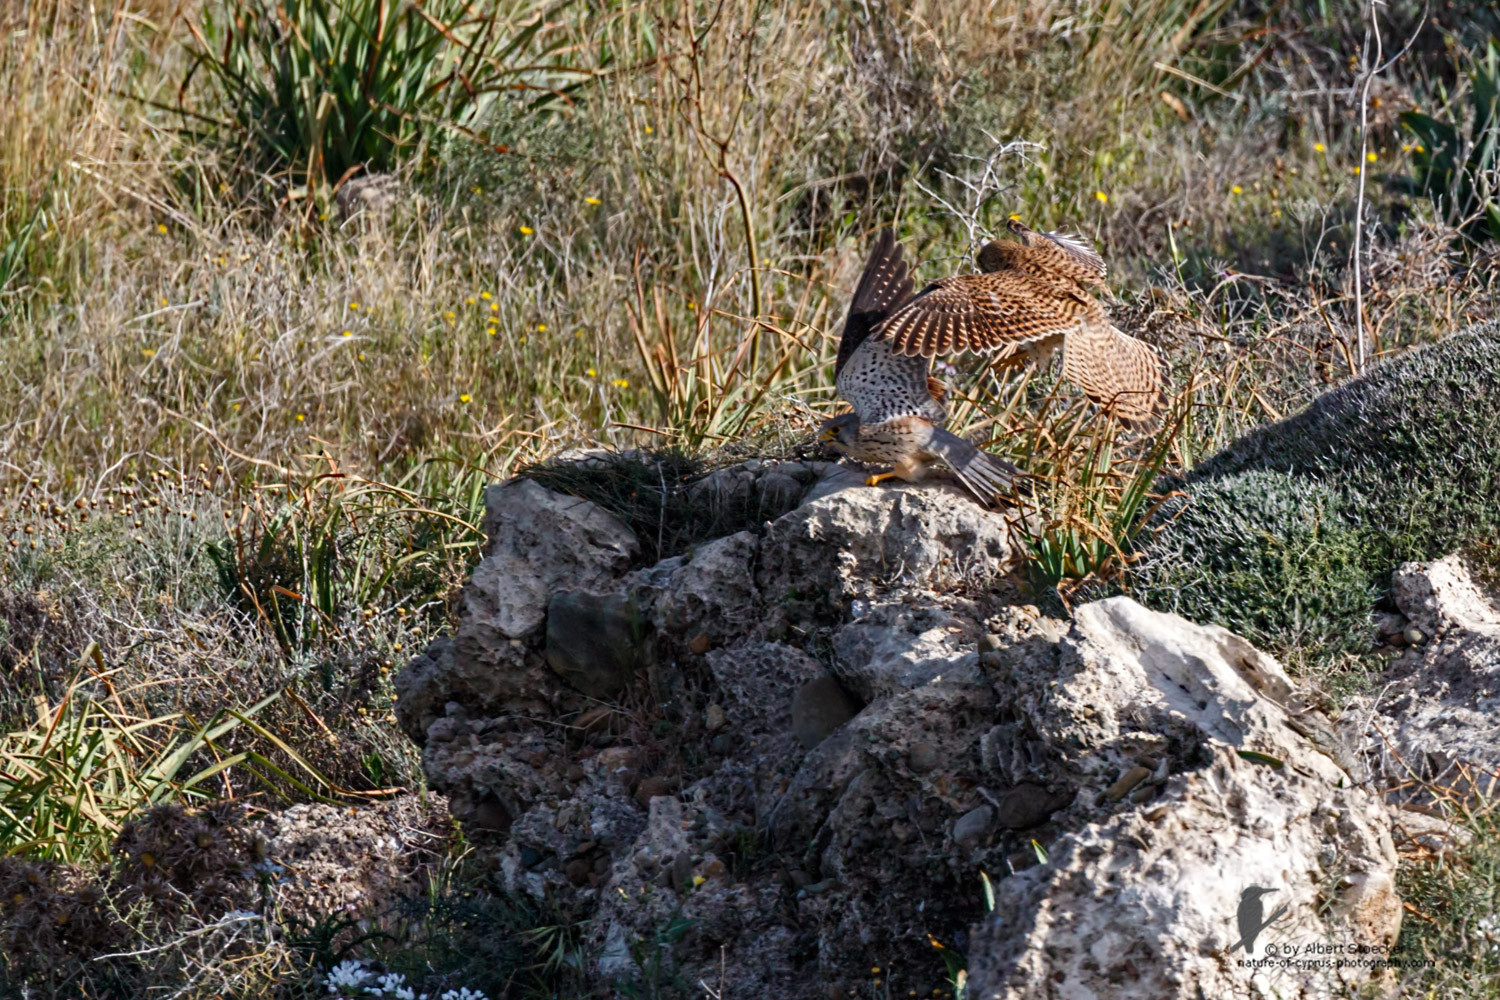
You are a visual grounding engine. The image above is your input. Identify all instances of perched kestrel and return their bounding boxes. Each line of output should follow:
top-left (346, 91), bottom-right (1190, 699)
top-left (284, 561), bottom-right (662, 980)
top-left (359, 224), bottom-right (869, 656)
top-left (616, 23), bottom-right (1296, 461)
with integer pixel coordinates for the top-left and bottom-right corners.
top-left (874, 218), bottom-right (1165, 424)
top-left (820, 229), bottom-right (1019, 505)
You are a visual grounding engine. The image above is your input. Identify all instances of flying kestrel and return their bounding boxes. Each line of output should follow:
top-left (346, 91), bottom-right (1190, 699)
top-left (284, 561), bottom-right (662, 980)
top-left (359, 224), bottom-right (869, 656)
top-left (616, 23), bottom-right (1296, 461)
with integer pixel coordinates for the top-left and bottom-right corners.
top-left (874, 218), bottom-right (1165, 423)
top-left (819, 229), bottom-right (1019, 505)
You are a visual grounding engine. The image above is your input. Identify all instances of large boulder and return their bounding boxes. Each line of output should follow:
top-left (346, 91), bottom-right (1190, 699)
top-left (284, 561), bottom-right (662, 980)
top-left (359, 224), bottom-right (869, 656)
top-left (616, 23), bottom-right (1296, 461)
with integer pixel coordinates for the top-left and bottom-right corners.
top-left (967, 599), bottom-right (1399, 1000)
top-left (396, 457), bottom-right (1402, 998)
top-left (394, 479), bottom-right (640, 742)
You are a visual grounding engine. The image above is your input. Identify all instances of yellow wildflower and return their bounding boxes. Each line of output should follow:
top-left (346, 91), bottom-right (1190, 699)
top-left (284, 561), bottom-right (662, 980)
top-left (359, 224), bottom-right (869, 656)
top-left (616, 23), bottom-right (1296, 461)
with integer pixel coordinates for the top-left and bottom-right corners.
top-left (481, 291), bottom-right (492, 300)
top-left (612, 378), bottom-right (629, 388)
top-left (1231, 185), bottom-right (1243, 195)
top-left (519, 225), bottom-right (534, 236)
top-left (349, 303), bottom-right (360, 310)
top-left (467, 297), bottom-right (476, 305)
top-left (692, 875), bottom-right (705, 886)
top-left (643, 124), bottom-right (654, 134)
top-left (537, 323), bottom-right (547, 332)
top-left (445, 311), bottom-right (456, 321)
top-left (586, 367), bottom-right (597, 377)
top-left (342, 330), bottom-right (353, 337)
top-left (459, 393), bottom-right (471, 403)
top-left (157, 224), bottom-right (167, 234)
top-left (1094, 191), bottom-right (1108, 203)
top-left (1314, 142), bottom-right (1325, 153)
top-left (295, 413), bottom-right (305, 422)
top-left (1366, 150), bottom-right (1378, 163)
top-left (585, 196), bottom-right (601, 206)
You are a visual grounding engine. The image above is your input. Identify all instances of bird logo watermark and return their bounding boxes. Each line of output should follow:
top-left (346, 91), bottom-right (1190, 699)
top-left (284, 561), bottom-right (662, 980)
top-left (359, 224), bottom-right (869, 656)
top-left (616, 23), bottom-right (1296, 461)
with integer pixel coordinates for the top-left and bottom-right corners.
top-left (1229, 885), bottom-right (1290, 954)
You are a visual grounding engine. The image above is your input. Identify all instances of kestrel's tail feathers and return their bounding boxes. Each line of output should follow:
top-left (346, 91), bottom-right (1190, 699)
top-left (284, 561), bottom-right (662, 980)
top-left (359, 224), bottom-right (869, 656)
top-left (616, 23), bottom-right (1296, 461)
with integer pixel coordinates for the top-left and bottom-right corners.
top-left (1062, 321), bottom-right (1165, 425)
top-left (929, 428), bottom-right (1019, 505)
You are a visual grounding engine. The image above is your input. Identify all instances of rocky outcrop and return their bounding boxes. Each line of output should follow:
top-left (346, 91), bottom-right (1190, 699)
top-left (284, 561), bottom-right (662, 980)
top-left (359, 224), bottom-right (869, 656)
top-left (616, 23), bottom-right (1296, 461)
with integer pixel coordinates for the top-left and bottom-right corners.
top-left (396, 460), bottom-right (1403, 998)
top-left (1343, 553), bottom-right (1500, 805)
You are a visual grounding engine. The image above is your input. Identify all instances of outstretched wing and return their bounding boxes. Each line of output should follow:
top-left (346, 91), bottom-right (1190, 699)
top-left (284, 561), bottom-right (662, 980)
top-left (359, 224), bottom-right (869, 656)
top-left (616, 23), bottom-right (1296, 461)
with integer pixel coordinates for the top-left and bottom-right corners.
top-left (1062, 319), bottom-right (1166, 424)
top-left (874, 271), bottom-right (1100, 358)
top-left (1008, 219), bottom-right (1109, 291)
top-left (835, 228), bottom-right (914, 378)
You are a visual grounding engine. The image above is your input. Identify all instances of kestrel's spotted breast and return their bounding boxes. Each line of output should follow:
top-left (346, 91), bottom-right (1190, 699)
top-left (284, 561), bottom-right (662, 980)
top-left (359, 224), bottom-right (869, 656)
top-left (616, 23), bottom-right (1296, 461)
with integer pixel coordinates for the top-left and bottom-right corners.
top-left (823, 229), bottom-right (1019, 505)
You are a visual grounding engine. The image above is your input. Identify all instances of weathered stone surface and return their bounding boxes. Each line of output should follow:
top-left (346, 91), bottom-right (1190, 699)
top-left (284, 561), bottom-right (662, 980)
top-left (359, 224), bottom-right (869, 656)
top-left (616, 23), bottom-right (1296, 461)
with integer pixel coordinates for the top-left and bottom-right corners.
top-left (1344, 554), bottom-right (1500, 803)
top-left (968, 745), bottom-right (1399, 1000)
top-left (966, 598), bottom-right (1399, 1000)
top-left (757, 479), bottom-right (1022, 605)
top-left (400, 459), bottom-right (1403, 999)
top-left (394, 478), bottom-right (639, 740)
top-left (790, 675), bottom-right (861, 749)
top-left (473, 478), bottom-right (638, 640)
top-left (632, 530), bottom-right (761, 643)
top-left (544, 590), bottom-right (646, 697)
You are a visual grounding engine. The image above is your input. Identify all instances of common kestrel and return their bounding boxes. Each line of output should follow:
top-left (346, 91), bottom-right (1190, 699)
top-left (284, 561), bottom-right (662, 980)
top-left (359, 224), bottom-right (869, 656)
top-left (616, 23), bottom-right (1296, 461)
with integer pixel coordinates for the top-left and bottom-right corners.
top-left (873, 218), bottom-right (1165, 424)
top-left (820, 229), bottom-right (1019, 505)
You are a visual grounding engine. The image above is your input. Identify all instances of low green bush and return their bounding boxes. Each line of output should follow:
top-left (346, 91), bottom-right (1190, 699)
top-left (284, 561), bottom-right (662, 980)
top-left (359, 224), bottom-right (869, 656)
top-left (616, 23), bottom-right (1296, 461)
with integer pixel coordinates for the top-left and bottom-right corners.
top-left (1128, 320), bottom-right (1500, 662)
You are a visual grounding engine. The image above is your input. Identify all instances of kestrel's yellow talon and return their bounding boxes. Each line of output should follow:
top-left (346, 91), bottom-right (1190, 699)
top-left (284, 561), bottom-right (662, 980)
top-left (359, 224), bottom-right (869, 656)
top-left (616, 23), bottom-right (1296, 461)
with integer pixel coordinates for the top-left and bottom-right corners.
top-left (864, 472), bottom-right (898, 487)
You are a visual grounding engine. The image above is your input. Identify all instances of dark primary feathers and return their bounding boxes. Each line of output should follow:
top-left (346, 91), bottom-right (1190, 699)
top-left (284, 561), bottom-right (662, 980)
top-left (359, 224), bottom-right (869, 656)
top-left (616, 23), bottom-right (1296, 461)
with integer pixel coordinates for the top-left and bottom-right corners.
top-left (835, 228), bottom-right (914, 378)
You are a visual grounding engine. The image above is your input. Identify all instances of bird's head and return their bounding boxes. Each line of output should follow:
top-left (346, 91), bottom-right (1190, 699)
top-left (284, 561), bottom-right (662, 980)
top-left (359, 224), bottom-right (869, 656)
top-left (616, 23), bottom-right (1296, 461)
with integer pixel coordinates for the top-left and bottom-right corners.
top-left (1240, 886), bottom-right (1276, 902)
top-left (977, 223), bottom-right (1029, 273)
top-left (819, 412), bottom-right (860, 454)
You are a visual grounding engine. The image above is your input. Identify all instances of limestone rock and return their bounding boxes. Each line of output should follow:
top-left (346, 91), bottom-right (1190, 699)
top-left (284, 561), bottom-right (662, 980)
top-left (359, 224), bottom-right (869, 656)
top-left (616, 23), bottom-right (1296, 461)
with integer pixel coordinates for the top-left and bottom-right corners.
top-left (544, 590), bottom-right (647, 697)
top-left (967, 746), bottom-right (1399, 1000)
top-left (398, 458), bottom-right (1398, 999)
top-left (394, 478), bottom-right (639, 740)
top-left (472, 478), bottom-right (638, 640)
top-left (966, 599), bottom-right (1398, 1000)
top-left (790, 675), bottom-right (861, 749)
top-left (1344, 554), bottom-right (1500, 803)
top-left (758, 480), bottom-right (1022, 605)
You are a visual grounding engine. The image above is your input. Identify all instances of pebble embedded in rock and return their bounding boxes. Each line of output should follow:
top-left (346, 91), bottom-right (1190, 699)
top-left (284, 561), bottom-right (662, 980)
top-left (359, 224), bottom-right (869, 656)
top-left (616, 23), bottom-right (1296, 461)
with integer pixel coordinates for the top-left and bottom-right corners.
top-left (705, 703), bottom-right (728, 732)
top-left (634, 775), bottom-right (675, 808)
top-left (563, 858), bottom-right (591, 886)
top-left (1105, 765), bottom-right (1152, 801)
top-left (908, 742), bottom-right (940, 773)
top-left (791, 675), bottom-right (861, 749)
top-left (703, 858), bottom-right (727, 880)
top-left (544, 589), bottom-right (647, 697)
top-left (953, 805), bottom-right (994, 848)
top-left (994, 783), bottom-right (1071, 830)
top-left (671, 851), bottom-right (694, 888)
top-left (1404, 627), bottom-right (1427, 646)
